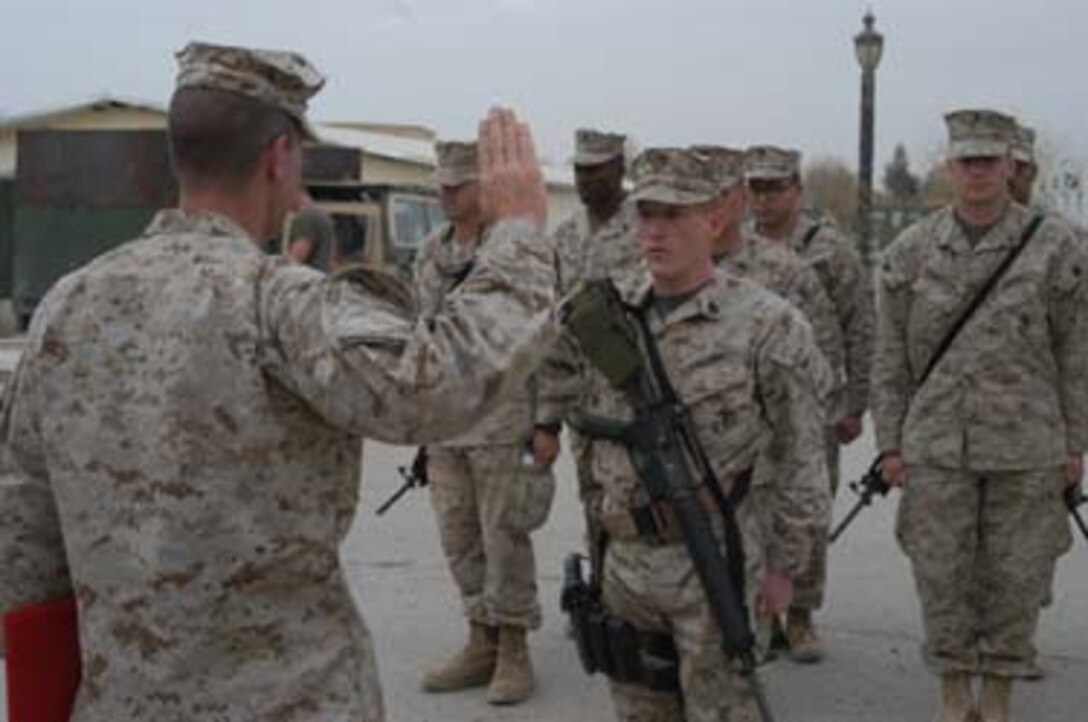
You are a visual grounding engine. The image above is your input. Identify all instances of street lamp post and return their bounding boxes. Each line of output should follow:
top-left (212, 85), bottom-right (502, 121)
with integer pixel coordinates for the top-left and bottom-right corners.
top-left (855, 11), bottom-right (884, 262)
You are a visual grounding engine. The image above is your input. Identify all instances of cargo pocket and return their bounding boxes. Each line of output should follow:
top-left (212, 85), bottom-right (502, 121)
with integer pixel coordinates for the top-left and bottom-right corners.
top-left (501, 455), bottom-right (557, 533)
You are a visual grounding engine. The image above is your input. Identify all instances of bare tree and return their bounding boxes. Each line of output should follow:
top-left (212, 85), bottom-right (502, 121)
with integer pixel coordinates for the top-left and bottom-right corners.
top-left (803, 157), bottom-right (859, 232)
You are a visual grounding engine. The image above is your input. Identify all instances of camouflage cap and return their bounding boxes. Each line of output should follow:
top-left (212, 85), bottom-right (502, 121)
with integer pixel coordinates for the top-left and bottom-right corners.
top-left (433, 140), bottom-right (479, 186)
top-left (744, 145), bottom-right (802, 181)
top-left (630, 147), bottom-right (720, 205)
top-left (691, 145), bottom-right (745, 190)
top-left (175, 41), bottom-right (325, 141)
top-left (1012, 124), bottom-right (1037, 164)
top-left (573, 128), bottom-right (627, 166)
top-left (944, 108), bottom-right (1017, 159)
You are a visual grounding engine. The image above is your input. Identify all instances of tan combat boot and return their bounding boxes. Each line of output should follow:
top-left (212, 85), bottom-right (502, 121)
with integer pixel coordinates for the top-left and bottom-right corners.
top-left (421, 622), bottom-right (498, 692)
top-left (935, 673), bottom-right (977, 722)
top-left (486, 625), bottom-right (535, 705)
top-left (978, 675), bottom-right (1012, 722)
top-left (785, 608), bottom-right (824, 663)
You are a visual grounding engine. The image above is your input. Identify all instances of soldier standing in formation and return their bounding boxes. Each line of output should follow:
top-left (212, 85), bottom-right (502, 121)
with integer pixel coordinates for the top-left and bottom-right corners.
top-left (873, 108), bottom-right (1087, 722)
top-left (697, 144), bottom-right (844, 422)
top-left (554, 147), bottom-right (831, 721)
top-left (1008, 125), bottom-right (1039, 209)
top-left (536, 129), bottom-right (642, 534)
top-left (413, 140), bottom-right (557, 705)
top-left (0, 42), bottom-right (556, 722)
top-left (744, 145), bottom-right (875, 661)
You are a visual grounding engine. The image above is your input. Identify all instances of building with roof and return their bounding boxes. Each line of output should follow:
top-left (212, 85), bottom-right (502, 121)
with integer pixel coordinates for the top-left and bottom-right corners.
top-left (0, 95), bottom-right (579, 225)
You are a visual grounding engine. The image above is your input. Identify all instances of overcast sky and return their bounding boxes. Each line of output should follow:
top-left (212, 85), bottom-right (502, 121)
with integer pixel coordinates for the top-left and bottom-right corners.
top-left (3, 0), bottom-right (1087, 187)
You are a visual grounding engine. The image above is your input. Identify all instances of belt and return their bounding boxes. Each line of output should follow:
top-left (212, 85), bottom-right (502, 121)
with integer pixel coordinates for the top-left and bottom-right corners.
top-left (600, 485), bottom-right (725, 544)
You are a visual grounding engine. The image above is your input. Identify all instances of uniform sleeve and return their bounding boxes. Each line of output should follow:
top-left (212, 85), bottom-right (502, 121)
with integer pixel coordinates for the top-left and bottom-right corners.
top-left (754, 309), bottom-right (832, 576)
top-left (871, 241), bottom-right (915, 454)
top-left (411, 227), bottom-right (447, 322)
top-left (826, 232), bottom-right (875, 419)
top-left (783, 264), bottom-right (844, 409)
top-left (1048, 227), bottom-right (1088, 454)
top-left (532, 324), bottom-right (587, 426)
top-left (260, 218), bottom-right (556, 444)
top-left (549, 216), bottom-right (580, 298)
top-left (0, 325), bottom-right (74, 651)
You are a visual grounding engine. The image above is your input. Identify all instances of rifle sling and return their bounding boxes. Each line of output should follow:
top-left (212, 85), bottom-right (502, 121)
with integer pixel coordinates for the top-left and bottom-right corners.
top-left (629, 305), bottom-right (749, 595)
top-left (916, 213), bottom-right (1045, 390)
top-left (799, 223), bottom-right (821, 251)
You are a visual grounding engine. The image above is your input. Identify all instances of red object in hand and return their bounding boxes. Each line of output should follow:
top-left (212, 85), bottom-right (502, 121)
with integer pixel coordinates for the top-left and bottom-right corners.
top-left (4, 595), bottom-right (81, 722)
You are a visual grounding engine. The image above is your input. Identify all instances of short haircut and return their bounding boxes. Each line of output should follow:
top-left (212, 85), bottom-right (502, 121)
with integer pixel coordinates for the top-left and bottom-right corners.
top-left (167, 87), bottom-right (299, 185)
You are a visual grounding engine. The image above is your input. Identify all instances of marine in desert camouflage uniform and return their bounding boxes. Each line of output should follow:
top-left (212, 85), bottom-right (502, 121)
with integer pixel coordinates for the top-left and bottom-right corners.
top-left (873, 108), bottom-right (1087, 722)
top-left (745, 144), bottom-right (875, 661)
top-left (535, 129), bottom-right (642, 534)
top-left (556, 147), bottom-right (831, 722)
top-left (413, 140), bottom-right (556, 706)
top-left (0, 42), bottom-right (555, 722)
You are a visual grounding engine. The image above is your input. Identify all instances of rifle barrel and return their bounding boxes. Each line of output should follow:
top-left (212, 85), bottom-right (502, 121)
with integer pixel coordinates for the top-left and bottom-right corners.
top-left (829, 498), bottom-right (867, 543)
top-left (375, 469), bottom-right (414, 516)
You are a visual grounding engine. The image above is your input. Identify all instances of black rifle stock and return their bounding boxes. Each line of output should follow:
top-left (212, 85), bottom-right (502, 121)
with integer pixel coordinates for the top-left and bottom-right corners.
top-left (829, 456), bottom-right (889, 544)
top-left (376, 447), bottom-right (428, 516)
top-left (563, 280), bottom-right (774, 721)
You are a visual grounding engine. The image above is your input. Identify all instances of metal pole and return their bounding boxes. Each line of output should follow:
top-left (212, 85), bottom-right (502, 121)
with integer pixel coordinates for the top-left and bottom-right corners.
top-left (858, 66), bottom-right (876, 263)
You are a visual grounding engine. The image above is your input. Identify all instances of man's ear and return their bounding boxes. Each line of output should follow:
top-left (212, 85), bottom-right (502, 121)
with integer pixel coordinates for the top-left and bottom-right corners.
top-left (263, 133), bottom-right (295, 182)
top-left (703, 197), bottom-right (730, 239)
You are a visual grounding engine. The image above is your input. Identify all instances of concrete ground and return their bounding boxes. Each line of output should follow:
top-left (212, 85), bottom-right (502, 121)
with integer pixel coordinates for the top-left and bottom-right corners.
top-left (3, 427), bottom-right (1087, 720)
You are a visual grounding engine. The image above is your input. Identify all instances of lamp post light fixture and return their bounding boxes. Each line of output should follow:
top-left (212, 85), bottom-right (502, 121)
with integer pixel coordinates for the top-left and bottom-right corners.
top-left (855, 10), bottom-right (884, 261)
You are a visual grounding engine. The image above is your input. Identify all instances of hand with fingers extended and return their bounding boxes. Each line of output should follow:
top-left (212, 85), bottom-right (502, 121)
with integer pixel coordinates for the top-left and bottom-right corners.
top-left (478, 107), bottom-right (548, 231)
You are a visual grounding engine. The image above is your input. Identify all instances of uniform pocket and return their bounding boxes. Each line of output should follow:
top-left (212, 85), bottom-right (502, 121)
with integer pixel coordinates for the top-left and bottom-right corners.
top-left (501, 453), bottom-right (557, 533)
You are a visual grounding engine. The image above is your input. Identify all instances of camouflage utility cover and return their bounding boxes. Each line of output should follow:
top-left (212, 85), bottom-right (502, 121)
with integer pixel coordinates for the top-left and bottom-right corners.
top-left (175, 41), bottom-right (325, 140)
top-left (629, 147), bottom-right (720, 206)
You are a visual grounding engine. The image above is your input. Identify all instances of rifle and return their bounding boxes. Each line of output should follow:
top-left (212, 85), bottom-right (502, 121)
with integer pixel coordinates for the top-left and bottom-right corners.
top-left (828, 456), bottom-right (888, 544)
top-left (376, 447), bottom-right (428, 516)
top-left (563, 280), bottom-right (775, 721)
top-left (1068, 486), bottom-right (1087, 543)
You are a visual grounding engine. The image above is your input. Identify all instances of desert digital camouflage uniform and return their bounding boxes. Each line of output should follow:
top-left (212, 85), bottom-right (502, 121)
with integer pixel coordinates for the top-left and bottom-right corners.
top-left (721, 231), bottom-right (844, 392)
top-left (0, 43), bottom-right (555, 722)
top-left (414, 144), bottom-right (556, 632)
top-left (719, 232), bottom-right (845, 612)
top-left (746, 146), bottom-right (875, 618)
top-left (696, 144), bottom-right (844, 402)
top-left (538, 129), bottom-right (642, 522)
top-left (558, 149), bottom-right (831, 721)
top-left (872, 111), bottom-right (1088, 678)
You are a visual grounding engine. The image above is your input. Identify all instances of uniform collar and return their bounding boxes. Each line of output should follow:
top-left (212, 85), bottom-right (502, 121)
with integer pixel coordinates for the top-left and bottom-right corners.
top-left (633, 272), bottom-right (726, 329)
top-left (936, 203), bottom-right (1026, 253)
top-left (145, 209), bottom-right (255, 247)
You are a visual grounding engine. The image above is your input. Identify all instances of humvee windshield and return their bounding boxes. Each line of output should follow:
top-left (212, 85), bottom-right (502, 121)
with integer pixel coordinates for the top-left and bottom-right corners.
top-left (389, 194), bottom-right (444, 252)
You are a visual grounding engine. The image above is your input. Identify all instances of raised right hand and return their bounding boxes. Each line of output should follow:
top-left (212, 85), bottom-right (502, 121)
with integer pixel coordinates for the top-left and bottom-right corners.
top-left (478, 107), bottom-right (547, 231)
